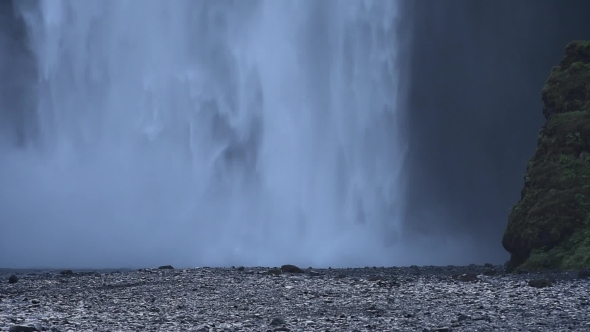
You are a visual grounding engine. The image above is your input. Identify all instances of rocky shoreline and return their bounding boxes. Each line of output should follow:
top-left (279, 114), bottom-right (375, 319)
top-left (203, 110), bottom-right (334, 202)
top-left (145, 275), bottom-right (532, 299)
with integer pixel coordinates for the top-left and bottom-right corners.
top-left (1, 265), bottom-right (589, 332)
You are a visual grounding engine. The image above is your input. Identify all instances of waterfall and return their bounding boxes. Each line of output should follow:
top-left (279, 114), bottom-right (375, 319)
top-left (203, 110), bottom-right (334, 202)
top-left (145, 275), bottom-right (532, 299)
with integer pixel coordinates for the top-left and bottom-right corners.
top-left (0, 0), bottom-right (407, 268)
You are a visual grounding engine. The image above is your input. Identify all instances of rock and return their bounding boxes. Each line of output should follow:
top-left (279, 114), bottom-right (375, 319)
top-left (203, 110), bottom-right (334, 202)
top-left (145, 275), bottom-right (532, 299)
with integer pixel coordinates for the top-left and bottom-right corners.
top-left (457, 313), bottom-right (470, 321)
top-left (578, 268), bottom-right (590, 279)
top-left (502, 40), bottom-right (590, 272)
top-left (269, 317), bottom-right (286, 326)
top-left (0, 266), bottom-right (587, 330)
top-left (432, 328), bottom-right (452, 332)
top-left (452, 273), bottom-right (479, 282)
top-left (267, 268), bottom-right (282, 276)
top-left (368, 275), bottom-right (388, 281)
top-left (60, 270), bottom-right (73, 275)
top-left (237, 266), bottom-right (245, 271)
top-left (280, 264), bottom-right (304, 273)
top-left (8, 326), bottom-right (39, 332)
top-left (157, 265), bottom-right (174, 270)
top-left (528, 278), bottom-right (554, 288)
top-left (8, 274), bottom-right (18, 284)
top-left (483, 269), bottom-right (497, 276)
top-left (483, 263), bottom-right (494, 268)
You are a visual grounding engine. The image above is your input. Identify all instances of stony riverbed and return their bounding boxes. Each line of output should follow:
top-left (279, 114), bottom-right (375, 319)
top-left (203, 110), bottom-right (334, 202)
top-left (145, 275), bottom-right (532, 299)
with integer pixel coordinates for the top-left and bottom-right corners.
top-left (1, 265), bottom-right (589, 332)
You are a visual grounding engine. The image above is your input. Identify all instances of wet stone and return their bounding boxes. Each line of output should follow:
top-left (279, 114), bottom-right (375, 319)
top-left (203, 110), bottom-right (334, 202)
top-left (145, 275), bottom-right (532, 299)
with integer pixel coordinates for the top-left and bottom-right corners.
top-left (280, 264), bottom-right (304, 273)
top-left (528, 278), bottom-right (554, 288)
top-left (7, 275), bottom-right (17, 284)
top-left (578, 268), bottom-right (590, 279)
top-left (157, 265), bottom-right (174, 270)
top-left (0, 265), bottom-right (588, 331)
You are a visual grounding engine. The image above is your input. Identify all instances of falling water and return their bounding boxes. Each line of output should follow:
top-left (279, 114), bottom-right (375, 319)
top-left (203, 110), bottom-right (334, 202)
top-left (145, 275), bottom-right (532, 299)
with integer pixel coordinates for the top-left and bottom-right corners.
top-left (0, 0), bottom-right (407, 268)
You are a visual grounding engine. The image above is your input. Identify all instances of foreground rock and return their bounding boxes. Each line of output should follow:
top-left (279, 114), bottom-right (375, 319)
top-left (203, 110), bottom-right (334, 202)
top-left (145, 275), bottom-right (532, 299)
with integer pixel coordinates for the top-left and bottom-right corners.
top-left (503, 40), bottom-right (590, 271)
top-left (157, 265), bottom-right (174, 270)
top-left (280, 264), bottom-right (304, 273)
top-left (1, 265), bottom-right (588, 331)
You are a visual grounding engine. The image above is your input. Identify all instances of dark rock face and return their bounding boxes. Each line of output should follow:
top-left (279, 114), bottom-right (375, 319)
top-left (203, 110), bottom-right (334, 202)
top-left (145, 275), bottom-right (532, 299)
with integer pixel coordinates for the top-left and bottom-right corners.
top-left (280, 264), bottom-right (304, 273)
top-left (528, 278), bottom-right (554, 288)
top-left (8, 274), bottom-right (17, 284)
top-left (8, 326), bottom-right (39, 332)
top-left (451, 273), bottom-right (479, 283)
top-left (502, 40), bottom-right (590, 271)
top-left (483, 269), bottom-right (497, 276)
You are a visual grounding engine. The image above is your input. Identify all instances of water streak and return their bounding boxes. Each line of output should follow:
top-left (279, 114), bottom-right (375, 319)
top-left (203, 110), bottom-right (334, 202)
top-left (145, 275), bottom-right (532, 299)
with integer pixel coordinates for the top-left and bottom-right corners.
top-left (0, 0), bottom-right (408, 268)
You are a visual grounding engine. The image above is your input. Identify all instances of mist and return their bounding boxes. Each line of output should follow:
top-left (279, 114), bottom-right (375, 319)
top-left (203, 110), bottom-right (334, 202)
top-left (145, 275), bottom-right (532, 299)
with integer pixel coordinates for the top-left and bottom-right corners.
top-left (0, 0), bottom-right (414, 269)
top-left (2, 1), bottom-right (590, 270)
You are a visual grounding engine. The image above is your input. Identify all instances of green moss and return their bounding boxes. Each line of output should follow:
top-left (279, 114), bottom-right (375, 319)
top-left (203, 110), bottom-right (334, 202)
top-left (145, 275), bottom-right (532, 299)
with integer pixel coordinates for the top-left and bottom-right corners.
top-left (560, 40), bottom-right (590, 70)
top-left (520, 215), bottom-right (590, 271)
top-left (505, 148), bottom-right (590, 270)
top-left (545, 111), bottom-right (590, 134)
top-left (566, 132), bottom-right (582, 146)
top-left (503, 41), bottom-right (590, 271)
top-left (541, 43), bottom-right (590, 117)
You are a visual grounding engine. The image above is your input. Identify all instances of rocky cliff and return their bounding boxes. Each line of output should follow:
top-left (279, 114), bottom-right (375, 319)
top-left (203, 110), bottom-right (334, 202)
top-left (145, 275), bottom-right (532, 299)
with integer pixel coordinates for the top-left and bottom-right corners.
top-left (503, 40), bottom-right (590, 271)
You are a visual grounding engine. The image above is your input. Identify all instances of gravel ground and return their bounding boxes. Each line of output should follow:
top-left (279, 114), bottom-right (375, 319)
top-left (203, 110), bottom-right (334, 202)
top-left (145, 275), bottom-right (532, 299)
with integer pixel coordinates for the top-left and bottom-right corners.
top-left (1, 265), bottom-right (589, 332)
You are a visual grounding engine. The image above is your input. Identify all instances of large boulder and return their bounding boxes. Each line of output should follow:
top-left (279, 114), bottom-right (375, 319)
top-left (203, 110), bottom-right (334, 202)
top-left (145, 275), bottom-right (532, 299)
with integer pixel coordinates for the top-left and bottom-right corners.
top-left (502, 40), bottom-right (590, 271)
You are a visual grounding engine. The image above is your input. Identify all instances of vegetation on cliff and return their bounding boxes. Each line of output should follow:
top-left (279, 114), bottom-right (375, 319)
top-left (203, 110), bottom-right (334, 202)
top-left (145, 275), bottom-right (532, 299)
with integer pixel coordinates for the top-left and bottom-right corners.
top-left (502, 40), bottom-right (590, 271)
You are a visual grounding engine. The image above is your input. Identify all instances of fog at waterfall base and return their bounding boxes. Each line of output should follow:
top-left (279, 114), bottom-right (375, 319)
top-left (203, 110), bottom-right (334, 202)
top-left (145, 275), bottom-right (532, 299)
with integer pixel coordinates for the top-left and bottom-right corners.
top-left (3, 0), bottom-right (585, 269)
top-left (0, 0), bottom-right (425, 269)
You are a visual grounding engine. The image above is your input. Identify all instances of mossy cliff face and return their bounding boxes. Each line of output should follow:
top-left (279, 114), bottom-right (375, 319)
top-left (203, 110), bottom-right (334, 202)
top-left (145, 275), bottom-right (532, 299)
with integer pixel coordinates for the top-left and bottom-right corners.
top-left (502, 40), bottom-right (590, 271)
